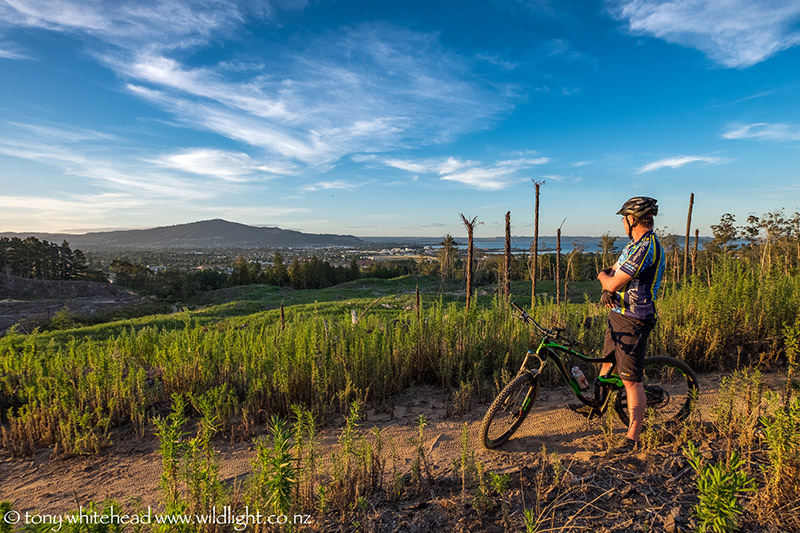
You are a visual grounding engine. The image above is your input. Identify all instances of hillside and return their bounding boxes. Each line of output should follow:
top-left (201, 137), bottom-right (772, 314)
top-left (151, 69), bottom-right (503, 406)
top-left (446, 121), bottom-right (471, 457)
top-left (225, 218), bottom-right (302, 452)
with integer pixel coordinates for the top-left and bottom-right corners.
top-left (0, 274), bottom-right (147, 333)
top-left (0, 219), bottom-right (364, 250)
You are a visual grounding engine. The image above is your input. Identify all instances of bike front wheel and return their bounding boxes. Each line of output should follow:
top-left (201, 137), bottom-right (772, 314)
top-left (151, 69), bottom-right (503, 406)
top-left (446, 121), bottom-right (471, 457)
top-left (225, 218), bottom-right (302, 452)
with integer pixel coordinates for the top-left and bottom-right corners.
top-left (481, 371), bottom-right (540, 449)
top-left (614, 356), bottom-right (699, 428)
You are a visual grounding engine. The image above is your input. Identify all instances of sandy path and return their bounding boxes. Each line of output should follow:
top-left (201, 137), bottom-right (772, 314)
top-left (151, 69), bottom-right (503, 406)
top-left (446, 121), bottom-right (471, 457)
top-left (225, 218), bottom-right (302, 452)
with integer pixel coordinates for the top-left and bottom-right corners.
top-left (0, 372), bottom-right (770, 516)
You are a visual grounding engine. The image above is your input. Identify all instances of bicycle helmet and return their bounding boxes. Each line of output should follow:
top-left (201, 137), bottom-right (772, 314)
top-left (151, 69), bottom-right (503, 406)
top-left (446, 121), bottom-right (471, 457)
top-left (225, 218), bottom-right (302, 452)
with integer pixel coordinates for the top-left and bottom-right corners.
top-left (616, 196), bottom-right (658, 218)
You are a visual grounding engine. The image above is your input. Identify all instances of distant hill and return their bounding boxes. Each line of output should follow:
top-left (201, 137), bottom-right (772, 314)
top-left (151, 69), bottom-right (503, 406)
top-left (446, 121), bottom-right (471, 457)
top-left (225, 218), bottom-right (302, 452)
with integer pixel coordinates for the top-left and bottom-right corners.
top-left (0, 219), bottom-right (365, 250)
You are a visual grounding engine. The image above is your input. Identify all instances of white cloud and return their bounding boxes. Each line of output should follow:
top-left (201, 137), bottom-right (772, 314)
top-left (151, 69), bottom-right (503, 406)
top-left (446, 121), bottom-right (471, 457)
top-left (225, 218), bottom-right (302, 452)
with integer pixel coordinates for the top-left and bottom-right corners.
top-left (117, 24), bottom-right (513, 165)
top-left (301, 180), bottom-right (359, 192)
top-left (0, 122), bottom-right (235, 200)
top-left (635, 155), bottom-right (726, 173)
top-left (0, 0), bottom-right (255, 49)
top-left (152, 148), bottom-right (294, 181)
top-left (0, 192), bottom-right (153, 231)
top-left (0, 4), bottom-right (518, 172)
top-left (379, 156), bottom-right (475, 175)
top-left (723, 122), bottom-right (800, 142)
top-left (0, 40), bottom-right (29, 59)
top-left (441, 167), bottom-right (517, 190)
top-left (0, 192), bottom-right (143, 213)
top-left (363, 154), bottom-right (550, 190)
top-left (610, 0), bottom-right (800, 68)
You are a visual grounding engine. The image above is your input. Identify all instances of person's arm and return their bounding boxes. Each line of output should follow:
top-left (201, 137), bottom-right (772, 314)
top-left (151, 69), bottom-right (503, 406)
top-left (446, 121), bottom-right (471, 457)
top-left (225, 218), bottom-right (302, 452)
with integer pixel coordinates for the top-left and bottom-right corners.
top-left (598, 267), bottom-right (632, 292)
top-left (601, 236), bottom-right (654, 292)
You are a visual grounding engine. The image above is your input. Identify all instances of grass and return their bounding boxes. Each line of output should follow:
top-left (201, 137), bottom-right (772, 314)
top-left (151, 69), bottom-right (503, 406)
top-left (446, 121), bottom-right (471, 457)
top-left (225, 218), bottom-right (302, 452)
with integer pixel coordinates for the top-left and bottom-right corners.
top-left (3, 364), bottom-right (799, 532)
top-left (1, 258), bottom-right (799, 460)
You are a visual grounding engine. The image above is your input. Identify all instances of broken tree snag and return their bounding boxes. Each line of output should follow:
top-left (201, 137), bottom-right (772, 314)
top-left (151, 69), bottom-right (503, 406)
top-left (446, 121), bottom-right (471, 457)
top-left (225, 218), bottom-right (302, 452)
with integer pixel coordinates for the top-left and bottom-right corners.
top-left (556, 227), bottom-right (561, 305)
top-left (504, 211), bottom-right (511, 299)
top-left (460, 214), bottom-right (480, 310)
top-left (530, 180), bottom-right (543, 308)
top-left (684, 192), bottom-right (694, 282)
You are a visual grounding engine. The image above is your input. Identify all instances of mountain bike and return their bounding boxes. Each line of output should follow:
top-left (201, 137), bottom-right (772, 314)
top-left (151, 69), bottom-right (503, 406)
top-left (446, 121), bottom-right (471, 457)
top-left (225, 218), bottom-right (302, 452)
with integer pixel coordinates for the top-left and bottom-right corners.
top-left (480, 301), bottom-right (699, 449)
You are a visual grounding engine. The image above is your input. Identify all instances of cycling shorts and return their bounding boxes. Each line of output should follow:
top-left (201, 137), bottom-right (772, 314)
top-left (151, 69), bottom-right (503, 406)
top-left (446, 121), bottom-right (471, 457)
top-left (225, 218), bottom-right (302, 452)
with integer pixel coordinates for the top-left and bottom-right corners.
top-left (603, 311), bottom-right (656, 383)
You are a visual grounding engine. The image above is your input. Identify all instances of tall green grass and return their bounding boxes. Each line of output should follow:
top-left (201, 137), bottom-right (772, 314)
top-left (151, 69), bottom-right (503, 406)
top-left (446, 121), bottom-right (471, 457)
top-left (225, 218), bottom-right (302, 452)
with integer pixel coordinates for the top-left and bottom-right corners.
top-left (656, 257), bottom-right (800, 369)
top-left (1, 258), bottom-right (798, 454)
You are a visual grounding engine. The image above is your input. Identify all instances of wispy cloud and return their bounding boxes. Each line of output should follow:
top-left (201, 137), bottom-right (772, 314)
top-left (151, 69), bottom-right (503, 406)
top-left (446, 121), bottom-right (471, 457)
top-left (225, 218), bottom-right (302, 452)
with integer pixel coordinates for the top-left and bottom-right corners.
top-left (0, 192), bottom-right (152, 232)
top-left (441, 167), bottom-right (518, 190)
top-left (610, 0), bottom-right (800, 68)
top-left (0, 121), bottom-right (242, 199)
top-left (0, 0), bottom-right (262, 50)
top-left (0, 40), bottom-right (29, 59)
top-left (301, 180), bottom-right (360, 193)
top-left (0, 3), bottom-right (520, 181)
top-left (365, 155), bottom-right (550, 190)
top-left (723, 122), bottom-right (800, 142)
top-left (151, 148), bottom-right (295, 181)
top-left (635, 155), bottom-right (727, 173)
top-left (113, 24), bottom-right (514, 166)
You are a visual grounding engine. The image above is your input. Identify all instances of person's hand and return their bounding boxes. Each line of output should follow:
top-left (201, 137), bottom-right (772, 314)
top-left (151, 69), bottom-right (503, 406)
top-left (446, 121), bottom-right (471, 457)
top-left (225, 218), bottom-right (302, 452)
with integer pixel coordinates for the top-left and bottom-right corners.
top-left (600, 290), bottom-right (616, 308)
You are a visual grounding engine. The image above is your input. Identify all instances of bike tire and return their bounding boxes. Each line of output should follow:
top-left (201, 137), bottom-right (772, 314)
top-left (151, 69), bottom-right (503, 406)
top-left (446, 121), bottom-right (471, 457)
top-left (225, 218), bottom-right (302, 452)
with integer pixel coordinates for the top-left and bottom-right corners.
top-left (614, 356), bottom-right (699, 428)
top-left (481, 371), bottom-right (540, 449)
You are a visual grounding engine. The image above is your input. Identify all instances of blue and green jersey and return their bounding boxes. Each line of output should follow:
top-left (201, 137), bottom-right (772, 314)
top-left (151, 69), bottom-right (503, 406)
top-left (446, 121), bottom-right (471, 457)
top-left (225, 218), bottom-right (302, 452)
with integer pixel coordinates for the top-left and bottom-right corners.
top-left (611, 230), bottom-right (664, 320)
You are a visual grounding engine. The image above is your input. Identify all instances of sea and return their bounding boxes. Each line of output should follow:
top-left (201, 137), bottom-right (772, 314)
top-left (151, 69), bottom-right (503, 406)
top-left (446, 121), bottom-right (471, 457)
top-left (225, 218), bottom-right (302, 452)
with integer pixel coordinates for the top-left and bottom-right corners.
top-left (361, 235), bottom-right (713, 254)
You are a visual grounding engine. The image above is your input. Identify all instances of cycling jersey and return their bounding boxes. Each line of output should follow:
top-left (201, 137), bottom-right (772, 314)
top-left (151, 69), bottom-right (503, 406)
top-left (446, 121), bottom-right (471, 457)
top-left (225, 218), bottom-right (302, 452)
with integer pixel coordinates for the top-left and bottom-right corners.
top-left (612, 231), bottom-right (664, 320)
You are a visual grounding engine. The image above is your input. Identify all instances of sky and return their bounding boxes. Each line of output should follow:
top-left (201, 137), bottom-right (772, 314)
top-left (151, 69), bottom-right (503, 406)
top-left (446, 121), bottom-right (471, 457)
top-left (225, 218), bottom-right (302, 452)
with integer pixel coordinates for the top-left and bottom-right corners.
top-left (0, 0), bottom-right (799, 238)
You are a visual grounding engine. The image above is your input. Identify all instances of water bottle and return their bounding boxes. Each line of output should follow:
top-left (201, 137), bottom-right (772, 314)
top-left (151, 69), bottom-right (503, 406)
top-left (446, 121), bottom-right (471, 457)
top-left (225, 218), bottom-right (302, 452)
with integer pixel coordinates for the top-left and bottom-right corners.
top-left (571, 366), bottom-right (589, 390)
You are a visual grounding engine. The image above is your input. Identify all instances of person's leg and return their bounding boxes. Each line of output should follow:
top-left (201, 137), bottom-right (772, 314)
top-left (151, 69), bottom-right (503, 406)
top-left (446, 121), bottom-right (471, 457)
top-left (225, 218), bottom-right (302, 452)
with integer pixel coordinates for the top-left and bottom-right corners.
top-left (606, 313), bottom-right (654, 453)
top-left (623, 379), bottom-right (646, 441)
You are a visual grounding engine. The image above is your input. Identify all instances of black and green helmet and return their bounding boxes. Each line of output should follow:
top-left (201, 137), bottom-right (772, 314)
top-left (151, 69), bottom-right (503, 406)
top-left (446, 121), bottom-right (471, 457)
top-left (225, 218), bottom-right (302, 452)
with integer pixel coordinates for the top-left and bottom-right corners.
top-left (617, 196), bottom-right (658, 218)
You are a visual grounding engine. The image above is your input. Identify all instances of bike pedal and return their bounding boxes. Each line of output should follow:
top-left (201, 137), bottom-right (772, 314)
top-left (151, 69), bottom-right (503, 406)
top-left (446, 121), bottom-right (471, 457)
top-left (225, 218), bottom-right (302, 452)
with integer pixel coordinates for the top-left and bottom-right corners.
top-left (568, 402), bottom-right (598, 419)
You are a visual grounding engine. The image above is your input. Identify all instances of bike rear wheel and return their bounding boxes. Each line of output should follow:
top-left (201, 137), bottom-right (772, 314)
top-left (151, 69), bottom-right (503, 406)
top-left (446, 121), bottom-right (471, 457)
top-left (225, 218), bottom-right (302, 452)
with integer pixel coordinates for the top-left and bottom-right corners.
top-left (481, 372), bottom-right (540, 449)
top-left (614, 356), bottom-right (699, 427)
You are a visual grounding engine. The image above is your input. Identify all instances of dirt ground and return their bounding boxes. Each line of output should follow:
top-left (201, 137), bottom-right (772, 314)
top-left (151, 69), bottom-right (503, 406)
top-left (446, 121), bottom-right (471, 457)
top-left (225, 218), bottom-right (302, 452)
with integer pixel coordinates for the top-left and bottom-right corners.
top-left (3, 370), bottom-right (793, 533)
top-left (0, 274), bottom-right (145, 333)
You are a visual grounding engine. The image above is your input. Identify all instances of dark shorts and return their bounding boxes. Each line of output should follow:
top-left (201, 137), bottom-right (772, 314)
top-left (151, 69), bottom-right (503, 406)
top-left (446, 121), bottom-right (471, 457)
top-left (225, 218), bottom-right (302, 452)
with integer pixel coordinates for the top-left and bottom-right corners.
top-left (603, 311), bottom-right (656, 383)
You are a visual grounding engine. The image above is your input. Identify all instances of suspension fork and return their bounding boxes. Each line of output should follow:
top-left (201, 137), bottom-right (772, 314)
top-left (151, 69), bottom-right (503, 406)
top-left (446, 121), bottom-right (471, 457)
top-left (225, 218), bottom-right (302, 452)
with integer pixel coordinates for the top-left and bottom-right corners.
top-left (517, 342), bottom-right (547, 378)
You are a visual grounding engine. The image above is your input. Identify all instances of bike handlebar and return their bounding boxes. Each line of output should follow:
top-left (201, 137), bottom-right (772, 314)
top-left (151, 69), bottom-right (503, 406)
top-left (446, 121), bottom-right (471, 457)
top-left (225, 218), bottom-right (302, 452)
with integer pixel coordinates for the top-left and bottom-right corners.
top-left (510, 301), bottom-right (560, 338)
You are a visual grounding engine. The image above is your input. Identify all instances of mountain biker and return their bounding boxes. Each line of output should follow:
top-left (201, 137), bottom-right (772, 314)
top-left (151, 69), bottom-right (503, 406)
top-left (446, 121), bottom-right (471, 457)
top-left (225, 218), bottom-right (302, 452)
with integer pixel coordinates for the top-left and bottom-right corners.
top-left (574, 196), bottom-right (665, 455)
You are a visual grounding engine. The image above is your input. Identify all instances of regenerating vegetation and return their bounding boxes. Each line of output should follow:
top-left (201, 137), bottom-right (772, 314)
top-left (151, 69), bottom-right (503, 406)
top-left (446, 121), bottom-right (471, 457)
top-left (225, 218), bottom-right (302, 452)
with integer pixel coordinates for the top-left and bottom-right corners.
top-left (2, 214), bottom-right (800, 530)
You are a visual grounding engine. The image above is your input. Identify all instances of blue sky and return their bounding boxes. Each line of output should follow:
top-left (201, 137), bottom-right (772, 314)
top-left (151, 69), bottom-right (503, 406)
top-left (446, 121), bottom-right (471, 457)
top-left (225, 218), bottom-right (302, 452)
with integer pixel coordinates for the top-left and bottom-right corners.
top-left (0, 0), bottom-right (799, 238)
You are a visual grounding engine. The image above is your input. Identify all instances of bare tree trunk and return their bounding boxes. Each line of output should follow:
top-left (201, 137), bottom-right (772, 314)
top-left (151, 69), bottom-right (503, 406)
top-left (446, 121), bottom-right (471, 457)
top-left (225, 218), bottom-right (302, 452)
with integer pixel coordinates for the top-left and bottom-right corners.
top-left (556, 228), bottom-right (562, 305)
top-left (504, 211), bottom-right (511, 299)
top-left (460, 214), bottom-right (479, 309)
top-left (684, 192), bottom-right (694, 283)
top-left (692, 229), bottom-right (699, 277)
top-left (530, 181), bottom-right (542, 308)
top-left (415, 284), bottom-right (421, 322)
top-left (564, 250), bottom-right (576, 303)
top-left (673, 248), bottom-right (679, 285)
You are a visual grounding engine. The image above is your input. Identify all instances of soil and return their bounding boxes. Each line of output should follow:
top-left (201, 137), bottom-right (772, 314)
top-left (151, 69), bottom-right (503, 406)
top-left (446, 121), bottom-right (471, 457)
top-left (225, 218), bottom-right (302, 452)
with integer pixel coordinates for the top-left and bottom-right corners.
top-left (0, 274), bottom-right (146, 334)
top-left (1, 371), bottom-right (795, 532)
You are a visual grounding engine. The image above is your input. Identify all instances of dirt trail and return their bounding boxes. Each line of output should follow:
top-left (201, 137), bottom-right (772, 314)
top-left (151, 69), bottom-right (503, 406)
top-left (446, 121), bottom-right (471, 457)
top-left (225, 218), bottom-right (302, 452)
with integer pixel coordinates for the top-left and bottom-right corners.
top-left (0, 371), bottom-right (757, 518)
top-left (0, 274), bottom-right (145, 333)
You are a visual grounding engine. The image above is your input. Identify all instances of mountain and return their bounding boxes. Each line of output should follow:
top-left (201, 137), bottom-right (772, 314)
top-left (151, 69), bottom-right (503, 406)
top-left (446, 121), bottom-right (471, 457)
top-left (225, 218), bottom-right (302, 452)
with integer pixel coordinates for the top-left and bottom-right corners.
top-left (0, 219), bottom-right (365, 250)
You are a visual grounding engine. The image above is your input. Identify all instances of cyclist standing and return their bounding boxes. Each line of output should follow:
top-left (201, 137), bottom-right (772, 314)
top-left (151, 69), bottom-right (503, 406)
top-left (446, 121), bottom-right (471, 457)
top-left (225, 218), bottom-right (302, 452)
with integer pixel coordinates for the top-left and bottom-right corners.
top-left (589, 196), bottom-right (664, 455)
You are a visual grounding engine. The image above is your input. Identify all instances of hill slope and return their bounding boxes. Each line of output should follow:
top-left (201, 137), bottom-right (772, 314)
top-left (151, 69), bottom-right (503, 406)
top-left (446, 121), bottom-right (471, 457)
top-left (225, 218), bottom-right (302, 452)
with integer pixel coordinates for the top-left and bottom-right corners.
top-left (0, 219), bottom-right (364, 250)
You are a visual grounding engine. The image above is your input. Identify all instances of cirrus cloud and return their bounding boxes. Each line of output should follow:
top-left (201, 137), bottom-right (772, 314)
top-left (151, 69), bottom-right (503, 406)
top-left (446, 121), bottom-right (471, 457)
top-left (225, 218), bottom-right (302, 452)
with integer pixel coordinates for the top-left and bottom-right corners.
top-left (635, 155), bottom-right (728, 173)
top-left (610, 0), bottom-right (800, 68)
top-left (361, 154), bottom-right (550, 190)
top-left (723, 122), bottom-right (800, 142)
